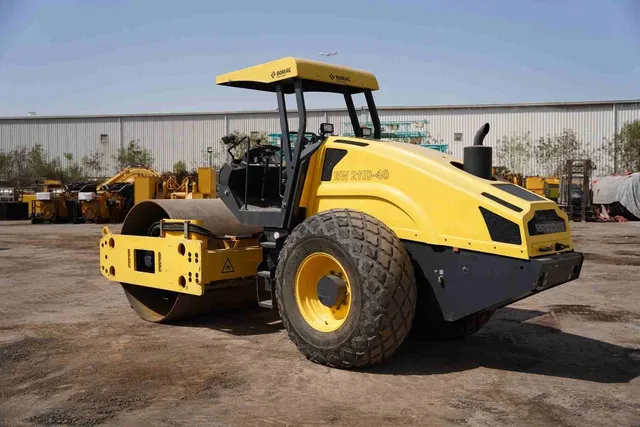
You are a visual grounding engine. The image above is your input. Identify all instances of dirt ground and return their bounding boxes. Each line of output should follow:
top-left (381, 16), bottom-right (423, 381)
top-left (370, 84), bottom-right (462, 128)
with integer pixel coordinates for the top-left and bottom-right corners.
top-left (0, 221), bottom-right (638, 427)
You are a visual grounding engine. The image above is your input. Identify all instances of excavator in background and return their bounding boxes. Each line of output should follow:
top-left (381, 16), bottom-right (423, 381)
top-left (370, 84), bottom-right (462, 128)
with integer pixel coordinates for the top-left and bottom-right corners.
top-left (80, 168), bottom-right (160, 223)
top-left (81, 167), bottom-right (216, 223)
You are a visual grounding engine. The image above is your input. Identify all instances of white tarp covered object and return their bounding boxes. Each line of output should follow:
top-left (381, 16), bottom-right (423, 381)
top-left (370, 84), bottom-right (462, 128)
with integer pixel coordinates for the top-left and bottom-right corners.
top-left (592, 173), bottom-right (640, 218)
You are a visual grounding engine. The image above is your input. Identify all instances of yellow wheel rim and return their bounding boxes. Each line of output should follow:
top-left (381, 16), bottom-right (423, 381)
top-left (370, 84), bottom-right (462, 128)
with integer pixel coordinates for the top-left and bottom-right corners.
top-left (295, 252), bottom-right (352, 332)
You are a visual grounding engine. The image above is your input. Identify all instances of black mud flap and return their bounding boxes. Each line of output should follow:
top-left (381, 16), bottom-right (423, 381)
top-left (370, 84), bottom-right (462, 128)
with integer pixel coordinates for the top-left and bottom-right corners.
top-left (403, 241), bottom-right (584, 321)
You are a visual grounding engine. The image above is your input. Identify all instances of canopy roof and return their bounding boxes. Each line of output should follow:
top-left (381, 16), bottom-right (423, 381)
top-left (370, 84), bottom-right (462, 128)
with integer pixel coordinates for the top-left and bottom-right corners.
top-left (216, 57), bottom-right (379, 94)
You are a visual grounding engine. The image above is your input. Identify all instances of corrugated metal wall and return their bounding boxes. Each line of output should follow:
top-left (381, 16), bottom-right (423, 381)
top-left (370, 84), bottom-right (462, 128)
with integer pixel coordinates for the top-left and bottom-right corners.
top-left (379, 104), bottom-right (617, 175)
top-left (617, 102), bottom-right (640, 130)
top-left (121, 114), bottom-right (227, 171)
top-left (1, 101), bottom-right (639, 176)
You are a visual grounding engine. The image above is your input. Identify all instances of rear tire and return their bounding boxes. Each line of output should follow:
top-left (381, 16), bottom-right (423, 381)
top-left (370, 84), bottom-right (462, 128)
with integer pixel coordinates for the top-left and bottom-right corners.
top-left (276, 209), bottom-right (417, 368)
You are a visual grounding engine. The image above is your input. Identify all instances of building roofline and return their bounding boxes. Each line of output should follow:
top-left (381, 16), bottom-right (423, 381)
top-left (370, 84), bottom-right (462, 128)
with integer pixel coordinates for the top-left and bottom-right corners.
top-left (1, 98), bottom-right (639, 121)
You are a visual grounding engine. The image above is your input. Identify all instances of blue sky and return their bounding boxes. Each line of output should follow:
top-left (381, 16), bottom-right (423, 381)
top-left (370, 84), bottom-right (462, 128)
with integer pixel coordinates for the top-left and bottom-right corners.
top-left (0, 0), bottom-right (638, 116)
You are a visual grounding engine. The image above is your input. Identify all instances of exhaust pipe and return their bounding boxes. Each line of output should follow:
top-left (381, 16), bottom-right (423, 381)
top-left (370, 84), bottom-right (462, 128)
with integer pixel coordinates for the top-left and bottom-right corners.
top-left (473, 123), bottom-right (490, 146)
top-left (464, 123), bottom-right (492, 180)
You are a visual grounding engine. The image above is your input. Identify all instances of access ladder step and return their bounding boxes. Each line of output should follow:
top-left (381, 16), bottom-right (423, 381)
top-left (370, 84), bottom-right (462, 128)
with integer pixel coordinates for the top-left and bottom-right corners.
top-left (260, 241), bottom-right (277, 249)
top-left (258, 300), bottom-right (273, 309)
top-left (257, 270), bottom-right (272, 279)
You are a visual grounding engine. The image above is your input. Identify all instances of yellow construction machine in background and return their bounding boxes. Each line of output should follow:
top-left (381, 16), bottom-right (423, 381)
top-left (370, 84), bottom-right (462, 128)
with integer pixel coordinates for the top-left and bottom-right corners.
top-left (80, 168), bottom-right (160, 223)
top-left (492, 166), bottom-right (524, 186)
top-left (524, 176), bottom-right (560, 202)
top-left (29, 179), bottom-right (64, 223)
top-left (135, 167), bottom-right (217, 202)
top-left (81, 167), bottom-right (216, 223)
top-left (492, 168), bottom-right (560, 203)
top-left (30, 180), bottom-right (96, 223)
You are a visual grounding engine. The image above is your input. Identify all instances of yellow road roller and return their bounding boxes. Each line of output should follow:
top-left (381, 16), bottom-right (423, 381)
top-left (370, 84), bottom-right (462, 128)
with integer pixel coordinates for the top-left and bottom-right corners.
top-left (81, 168), bottom-right (160, 223)
top-left (100, 58), bottom-right (584, 368)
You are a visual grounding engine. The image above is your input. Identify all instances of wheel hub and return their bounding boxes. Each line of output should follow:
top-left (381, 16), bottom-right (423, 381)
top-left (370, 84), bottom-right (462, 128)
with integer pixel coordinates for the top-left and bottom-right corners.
top-left (294, 252), bottom-right (352, 332)
top-left (316, 274), bottom-right (347, 307)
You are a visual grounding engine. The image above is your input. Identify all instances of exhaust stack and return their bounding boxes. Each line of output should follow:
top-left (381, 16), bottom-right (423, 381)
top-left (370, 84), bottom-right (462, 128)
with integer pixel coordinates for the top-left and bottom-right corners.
top-left (463, 123), bottom-right (492, 180)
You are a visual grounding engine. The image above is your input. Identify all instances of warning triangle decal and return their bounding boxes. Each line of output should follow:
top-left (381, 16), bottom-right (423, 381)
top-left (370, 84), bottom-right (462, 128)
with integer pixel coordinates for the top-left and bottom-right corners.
top-left (222, 258), bottom-right (235, 274)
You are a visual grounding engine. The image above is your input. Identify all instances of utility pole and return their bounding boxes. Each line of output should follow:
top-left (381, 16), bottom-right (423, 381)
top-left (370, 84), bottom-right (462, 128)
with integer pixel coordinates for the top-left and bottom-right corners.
top-left (206, 147), bottom-right (213, 168)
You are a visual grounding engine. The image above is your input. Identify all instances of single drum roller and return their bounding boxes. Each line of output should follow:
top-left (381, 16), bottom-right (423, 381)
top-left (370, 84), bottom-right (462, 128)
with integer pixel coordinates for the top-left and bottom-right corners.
top-left (100, 57), bottom-right (584, 369)
top-left (117, 199), bottom-right (263, 323)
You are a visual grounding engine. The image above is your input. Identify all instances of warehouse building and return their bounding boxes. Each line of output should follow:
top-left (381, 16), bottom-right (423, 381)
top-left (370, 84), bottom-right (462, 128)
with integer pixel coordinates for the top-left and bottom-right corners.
top-left (1, 99), bottom-right (639, 176)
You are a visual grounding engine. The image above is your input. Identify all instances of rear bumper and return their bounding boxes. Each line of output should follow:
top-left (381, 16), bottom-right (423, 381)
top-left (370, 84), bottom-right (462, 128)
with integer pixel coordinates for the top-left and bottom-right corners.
top-left (533, 252), bottom-right (583, 292)
top-left (403, 241), bottom-right (584, 321)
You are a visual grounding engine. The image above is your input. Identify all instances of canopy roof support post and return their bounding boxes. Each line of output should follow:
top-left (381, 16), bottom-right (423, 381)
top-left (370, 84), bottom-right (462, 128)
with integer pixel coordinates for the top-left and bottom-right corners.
top-left (293, 79), bottom-right (307, 165)
top-left (344, 93), bottom-right (362, 138)
top-left (276, 84), bottom-right (292, 165)
top-left (365, 90), bottom-right (381, 139)
top-left (281, 79), bottom-right (308, 228)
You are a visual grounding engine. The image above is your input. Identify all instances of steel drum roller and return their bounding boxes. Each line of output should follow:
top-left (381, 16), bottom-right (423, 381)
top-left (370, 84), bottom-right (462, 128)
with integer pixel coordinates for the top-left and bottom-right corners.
top-left (120, 199), bottom-right (263, 322)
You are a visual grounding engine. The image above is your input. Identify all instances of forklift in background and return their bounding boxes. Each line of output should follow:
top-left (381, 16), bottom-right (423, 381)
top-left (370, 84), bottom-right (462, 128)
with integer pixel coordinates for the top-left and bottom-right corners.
top-left (558, 159), bottom-right (594, 222)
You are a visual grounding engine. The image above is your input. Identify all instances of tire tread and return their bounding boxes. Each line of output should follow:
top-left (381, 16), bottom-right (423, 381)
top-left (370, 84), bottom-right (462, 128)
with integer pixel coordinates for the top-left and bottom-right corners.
top-left (276, 209), bottom-right (417, 368)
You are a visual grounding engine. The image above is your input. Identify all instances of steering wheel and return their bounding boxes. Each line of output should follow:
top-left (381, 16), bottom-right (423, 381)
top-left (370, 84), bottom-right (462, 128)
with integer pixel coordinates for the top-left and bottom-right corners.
top-left (242, 145), bottom-right (281, 165)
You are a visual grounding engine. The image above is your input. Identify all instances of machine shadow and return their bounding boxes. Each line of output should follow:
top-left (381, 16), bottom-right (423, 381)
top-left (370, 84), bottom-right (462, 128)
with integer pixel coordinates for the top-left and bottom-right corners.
top-left (366, 307), bottom-right (639, 384)
top-left (171, 307), bottom-right (284, 336)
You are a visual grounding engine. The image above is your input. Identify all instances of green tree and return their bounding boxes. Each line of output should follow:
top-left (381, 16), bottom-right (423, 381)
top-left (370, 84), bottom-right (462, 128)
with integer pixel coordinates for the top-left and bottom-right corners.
top-left (173, 160), bottom-right (187, 174)
top-left (495, 132), bottom-right (533, 175)
top-left (27, 144), bottom-right (54, 178)
top-left (612, 120), bottom-right (640, 172)
top-left (60, 154), bottom-right (86, 182)
top-left (0, 145), bottom-right (90, 185)
top-left (82, 151), bottom-right (105, 177)
top-left (536, 129), bottom-right (586, 176)
top-left (64, 163), bottom-right (86, 182)
top-left (0, 151), bottom-right (12, 182)
top-left (7, 147), bottom-right (30, 184)
top-left (114, 140), bottom-right (154, 170)
top-left (170, 160), bottom-right (191, 182)
top-left (26, 145), bottom-right (76, 182)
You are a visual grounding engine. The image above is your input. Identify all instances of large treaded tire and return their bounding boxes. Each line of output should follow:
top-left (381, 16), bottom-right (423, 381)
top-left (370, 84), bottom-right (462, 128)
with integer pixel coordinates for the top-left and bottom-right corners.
top-left (275, 209), bottom-right (417, 368)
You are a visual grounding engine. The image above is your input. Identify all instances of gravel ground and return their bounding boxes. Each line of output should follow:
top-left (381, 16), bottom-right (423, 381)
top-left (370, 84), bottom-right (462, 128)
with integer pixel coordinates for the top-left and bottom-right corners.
top-left (0, 220), bottom-right (638, 426)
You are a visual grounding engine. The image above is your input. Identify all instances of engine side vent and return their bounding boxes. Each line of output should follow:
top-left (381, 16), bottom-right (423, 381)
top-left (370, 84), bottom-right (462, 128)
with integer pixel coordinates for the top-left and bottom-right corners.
top-left (321, 148), bottom-right (348, 181)
top-left (528, 209), bottom-right (567, 236)
top-left (479, 207), bottom-right (522, 245)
